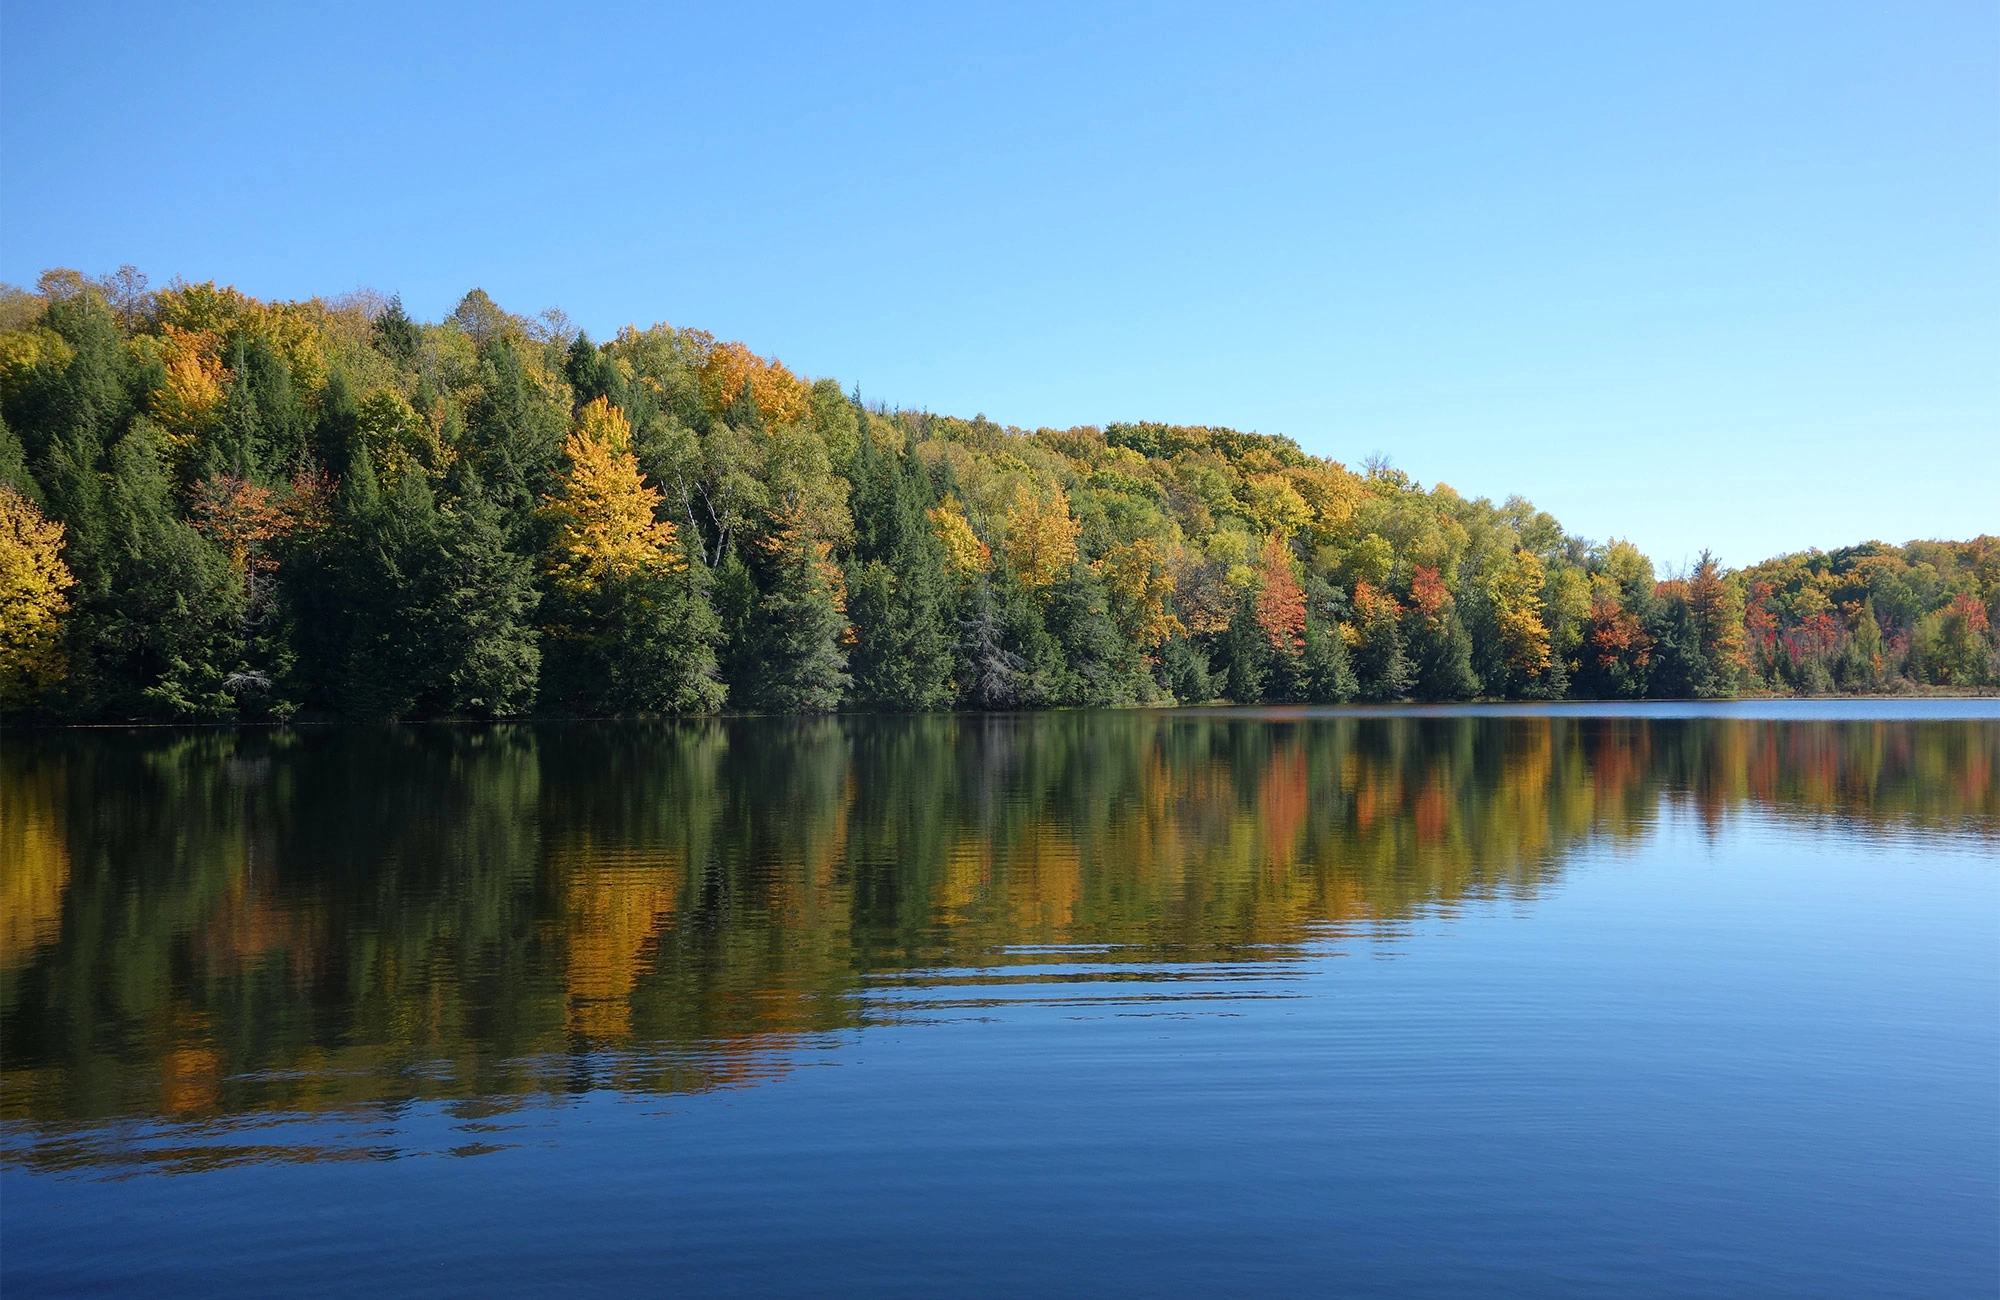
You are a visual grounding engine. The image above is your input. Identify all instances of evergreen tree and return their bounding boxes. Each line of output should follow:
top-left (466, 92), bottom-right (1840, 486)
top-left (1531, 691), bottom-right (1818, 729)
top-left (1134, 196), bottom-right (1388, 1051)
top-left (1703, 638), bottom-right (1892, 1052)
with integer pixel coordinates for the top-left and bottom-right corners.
top-left (1301, 616), bottom-right (1358, 702)
top-left (204, 336), bottom-right (264, 478)
top-left (1046, 563), bottom-right (1153, 705)
top-left (1352, 587), bottom-right (1412, 702)
top-left (1157, 633), bottom-right (1216, 704)
top-left (372, 295), bottom-right (422, 364)
top-left (1219, 596), bottom-right (1271, 703)
top-left (312, 367), bottom-right (360, 481)
top-left (1405, 568), bottom-right (1479, 700)
top-left (711, 550), bottom-right (760, 698)
top-left (844, 430), bottom-right (955, 709)
top-left (0, 414), bottom-right (40, 505)
top-left (564, 332), bottom-right (626, 410)
top-left (415, 477), bottom-right (542, 715)
top-left (310, 463), bottom-right (539, 717)
top-left (1646, 597), bottom-right (1717, 699)
top-left (997, 569), bottom-right (1068, 706)
top-left (957, 577), bottom-right (1027, 708)
top-left (464, 335), bottom-right (566, 541)
top-left (74, 425), bottom-right (242, 718)
top-left (744, 527), bottom-right (850, 712)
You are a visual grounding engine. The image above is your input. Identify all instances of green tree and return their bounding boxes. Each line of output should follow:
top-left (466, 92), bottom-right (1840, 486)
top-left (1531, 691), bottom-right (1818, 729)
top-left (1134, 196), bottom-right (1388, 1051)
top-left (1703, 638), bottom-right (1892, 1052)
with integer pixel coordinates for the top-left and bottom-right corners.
top-left (844, 430), bottom-right (955, 709)
top-left (1351, 581), bottom-right (1412, 702)
top-left (1301, 616), bottom-right (1358, 702)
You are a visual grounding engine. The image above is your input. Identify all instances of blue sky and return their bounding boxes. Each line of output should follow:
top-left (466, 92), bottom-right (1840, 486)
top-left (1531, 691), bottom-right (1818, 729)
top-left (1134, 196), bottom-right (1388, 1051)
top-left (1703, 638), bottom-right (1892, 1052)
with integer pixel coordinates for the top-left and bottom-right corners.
top-left (3, 1), bottom-right (1992, 566)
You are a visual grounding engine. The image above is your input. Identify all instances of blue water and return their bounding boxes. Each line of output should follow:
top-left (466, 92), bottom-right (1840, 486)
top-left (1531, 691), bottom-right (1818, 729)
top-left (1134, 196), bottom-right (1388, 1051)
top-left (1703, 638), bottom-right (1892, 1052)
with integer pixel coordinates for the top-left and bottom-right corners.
top-left (3, 708), bottom-right (1996, 1296)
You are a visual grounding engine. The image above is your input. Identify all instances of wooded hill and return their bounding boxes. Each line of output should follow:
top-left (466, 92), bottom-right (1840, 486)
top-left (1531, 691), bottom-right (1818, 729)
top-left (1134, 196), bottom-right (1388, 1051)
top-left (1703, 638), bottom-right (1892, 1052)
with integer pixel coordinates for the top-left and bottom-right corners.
top-left (1, 269), bottom-right (1993, 719)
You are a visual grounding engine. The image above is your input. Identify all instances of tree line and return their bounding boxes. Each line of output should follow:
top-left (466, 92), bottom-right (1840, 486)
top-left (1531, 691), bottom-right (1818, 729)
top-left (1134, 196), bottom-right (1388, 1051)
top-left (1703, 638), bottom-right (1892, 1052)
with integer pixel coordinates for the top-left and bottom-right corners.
top-left (1, 268), bottom-right (1993, 719)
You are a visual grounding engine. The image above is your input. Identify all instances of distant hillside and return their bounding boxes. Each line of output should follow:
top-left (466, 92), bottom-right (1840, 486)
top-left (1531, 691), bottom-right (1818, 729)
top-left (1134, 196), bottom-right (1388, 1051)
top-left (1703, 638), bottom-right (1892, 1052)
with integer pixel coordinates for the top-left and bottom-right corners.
top-left (2, 269), bottom-right (1993, 718)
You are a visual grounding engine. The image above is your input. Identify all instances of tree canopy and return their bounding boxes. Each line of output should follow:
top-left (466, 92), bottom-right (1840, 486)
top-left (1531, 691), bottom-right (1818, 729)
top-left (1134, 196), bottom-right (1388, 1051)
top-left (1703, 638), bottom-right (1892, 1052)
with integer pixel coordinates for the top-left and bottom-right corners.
top-left (1, 268), bottom-right (1992, 719)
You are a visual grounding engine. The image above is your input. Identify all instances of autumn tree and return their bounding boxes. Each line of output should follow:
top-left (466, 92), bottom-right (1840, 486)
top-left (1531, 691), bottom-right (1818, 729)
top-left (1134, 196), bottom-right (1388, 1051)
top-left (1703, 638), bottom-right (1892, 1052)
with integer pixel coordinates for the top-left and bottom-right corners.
top-left (539, 398), bottom-right (720, 713)
top-left (1003, 481), bottom-right (1081, 592)
top-left (1487, 550), bottom-right (1555, 696)
top-left (1686, 551), bottom-right (1747, 693)
top-left (0, 484), bottom-right (73, 708)
top-left (930, 494), bottom-right (990, 581)
top-left (10, 267), bottom-right (1980, 716)
top-left (1576, 581), bottom-right (1652, 698)
top-left (1253, 533), bottom-right (1307, 656)
top-left (1099, 537), bottom-right (1183, 653)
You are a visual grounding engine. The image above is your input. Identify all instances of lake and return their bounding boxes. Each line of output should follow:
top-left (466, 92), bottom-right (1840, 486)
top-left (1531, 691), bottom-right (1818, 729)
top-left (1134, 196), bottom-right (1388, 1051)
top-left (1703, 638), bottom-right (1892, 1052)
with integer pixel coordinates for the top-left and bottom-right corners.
top-left (3, 704), bottom-right (1996, 1297)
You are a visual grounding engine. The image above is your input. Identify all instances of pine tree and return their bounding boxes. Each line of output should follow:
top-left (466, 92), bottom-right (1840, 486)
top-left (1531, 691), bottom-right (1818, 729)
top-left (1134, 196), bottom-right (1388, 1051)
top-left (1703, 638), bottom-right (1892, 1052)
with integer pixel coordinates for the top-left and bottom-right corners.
top-left (722, 464), bottom-right (853, 712)
top-left (1405, 566), bottom-right (1478, 700)
top-left (372, 295), bottom-right (422, 365)
top-left (746, 524), bottom-right (851, 712)
top-left (1352, 581), bottom-right (1412, 702)
top-left (414, 475), bottom-right (542, 716)
top-left (304, 454), bottom-right (538, 718)
top-left (1045, 562), bottom-right (1149, 705)
top-left (844, 430), bottom-right (955, 709)
top-left (1302, 616), bottom-right (1358, 702)
top-left (1220, 594), bottom-right (1271, 703)
top-left (1157, 633), bottom-right (1215, 702)
top-left (956, 578), bottom-right (1027, 708)
top-left (1646, 596), bottom-right (1717, 700)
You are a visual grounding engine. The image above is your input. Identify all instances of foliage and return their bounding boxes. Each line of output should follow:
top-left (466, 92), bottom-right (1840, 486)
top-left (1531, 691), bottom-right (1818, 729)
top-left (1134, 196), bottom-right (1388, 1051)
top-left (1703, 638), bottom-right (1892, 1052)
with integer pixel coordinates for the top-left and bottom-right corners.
top-left (0, 485), bottom-right (73, 707)
top-left (0, 266), bottom-right (1991, 717)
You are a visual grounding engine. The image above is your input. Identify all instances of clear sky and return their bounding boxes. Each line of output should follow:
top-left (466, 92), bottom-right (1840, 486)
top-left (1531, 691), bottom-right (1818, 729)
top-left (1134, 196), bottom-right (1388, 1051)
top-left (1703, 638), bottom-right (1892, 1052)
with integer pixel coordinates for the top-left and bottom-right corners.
top-left (3, 1), bottom-right (1993, 567)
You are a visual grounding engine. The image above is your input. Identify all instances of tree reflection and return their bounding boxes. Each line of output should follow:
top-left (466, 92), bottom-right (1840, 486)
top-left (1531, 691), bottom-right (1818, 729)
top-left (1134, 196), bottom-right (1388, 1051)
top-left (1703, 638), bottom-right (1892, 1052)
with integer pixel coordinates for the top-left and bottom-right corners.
top-left (3, 712), bottom-right (1993, 1171)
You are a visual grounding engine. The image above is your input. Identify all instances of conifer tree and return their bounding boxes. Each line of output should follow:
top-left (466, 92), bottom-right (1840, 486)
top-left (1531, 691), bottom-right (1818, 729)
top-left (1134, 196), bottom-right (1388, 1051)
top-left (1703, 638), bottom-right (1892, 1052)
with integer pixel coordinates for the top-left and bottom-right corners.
top-left (1351, 580), bottom-right (1412, 701)
top-left (1646, 595), bottom-right (1717, 699)
top-left (1301, 616), bottom-right (1358, 702)
top-left (844, 429), bottom-right (954, 709)
top-left (745, 506), bottom-right (851, 712)
top-left (1220, 594), bottom-right (1271, 703)
top-left (957, 577), bottom-right (1027, 708)
top-left (1158, 633), bottom-right (1217, 703)
top-left (1405, 567), bottom-right (1479, 700)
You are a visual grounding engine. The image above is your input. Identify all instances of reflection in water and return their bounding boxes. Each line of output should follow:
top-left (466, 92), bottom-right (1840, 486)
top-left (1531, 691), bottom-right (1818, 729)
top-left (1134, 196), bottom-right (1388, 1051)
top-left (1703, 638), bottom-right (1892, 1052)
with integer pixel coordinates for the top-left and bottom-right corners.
top-left (3, 713), bottom-right (1995, 1174)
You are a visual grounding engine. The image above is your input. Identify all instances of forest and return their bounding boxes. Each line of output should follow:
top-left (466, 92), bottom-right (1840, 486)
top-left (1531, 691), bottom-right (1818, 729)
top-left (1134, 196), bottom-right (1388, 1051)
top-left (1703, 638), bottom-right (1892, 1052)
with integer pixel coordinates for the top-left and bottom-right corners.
top-left (1, 267), bottom-right (1994, 720)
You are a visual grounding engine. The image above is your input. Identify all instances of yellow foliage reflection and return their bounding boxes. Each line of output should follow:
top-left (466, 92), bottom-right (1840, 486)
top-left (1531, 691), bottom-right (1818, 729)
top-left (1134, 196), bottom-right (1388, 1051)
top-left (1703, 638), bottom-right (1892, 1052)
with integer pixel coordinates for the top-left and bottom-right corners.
top-left (0, 753), bottom-right (67, 969)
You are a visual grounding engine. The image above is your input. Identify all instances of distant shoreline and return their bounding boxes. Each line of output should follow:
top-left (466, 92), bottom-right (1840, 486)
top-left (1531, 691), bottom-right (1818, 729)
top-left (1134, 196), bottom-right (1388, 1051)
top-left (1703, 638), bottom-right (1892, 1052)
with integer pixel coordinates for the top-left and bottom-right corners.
top-left (10, 693), bottom-right (1999, 730)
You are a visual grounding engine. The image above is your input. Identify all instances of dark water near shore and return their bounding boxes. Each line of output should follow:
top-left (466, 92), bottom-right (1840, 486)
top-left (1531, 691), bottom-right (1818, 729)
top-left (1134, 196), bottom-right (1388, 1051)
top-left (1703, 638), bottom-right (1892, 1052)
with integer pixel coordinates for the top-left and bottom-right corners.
top-left (3, 704), bottom-right (1996, 1297)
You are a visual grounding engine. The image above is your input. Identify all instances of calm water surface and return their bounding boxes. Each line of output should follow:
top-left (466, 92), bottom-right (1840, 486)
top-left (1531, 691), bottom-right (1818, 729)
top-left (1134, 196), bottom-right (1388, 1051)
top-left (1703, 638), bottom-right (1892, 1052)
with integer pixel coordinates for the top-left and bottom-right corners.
top-left (3, 704), bottom-right (1997, 1297)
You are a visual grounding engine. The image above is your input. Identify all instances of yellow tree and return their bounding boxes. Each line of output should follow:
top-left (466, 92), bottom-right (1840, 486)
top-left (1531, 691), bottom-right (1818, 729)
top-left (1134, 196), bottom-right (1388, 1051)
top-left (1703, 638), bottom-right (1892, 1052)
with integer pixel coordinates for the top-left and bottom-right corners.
top-left (690, 335), bottom-right (810, 426)
top-left (929, 494), bottom-right (990, 580)
top-left (149, 323), bottom-right (227, 465)
top-left (1003, 481), bottom-right (1080, 591)
top-left (1243, 473), bottom-right (1312, 539)
top-left (1098, 538), bottom-right (1183, 650)
top-left (543, 397), bottom-right (682, 592)
top-left (0, 485), bottom-right (74, 708)
top-left (1489, 549), bottom-right (1552, 681)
